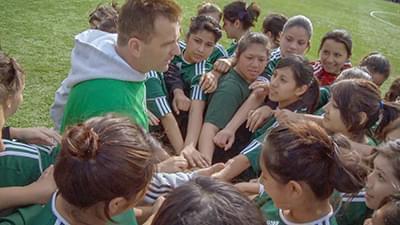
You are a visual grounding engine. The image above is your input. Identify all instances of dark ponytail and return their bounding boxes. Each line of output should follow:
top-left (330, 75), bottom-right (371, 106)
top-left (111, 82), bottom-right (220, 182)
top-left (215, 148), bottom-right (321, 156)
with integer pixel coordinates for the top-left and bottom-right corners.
top-left (223, 1), bottom-right (260, 30)
top-left (262, 121), bottom-right (365, 200)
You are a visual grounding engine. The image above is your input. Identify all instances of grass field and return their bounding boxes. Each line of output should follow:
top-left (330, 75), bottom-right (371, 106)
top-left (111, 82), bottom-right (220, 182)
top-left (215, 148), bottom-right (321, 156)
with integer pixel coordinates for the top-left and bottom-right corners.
top-left (0, 0), bottom-right (399, 128)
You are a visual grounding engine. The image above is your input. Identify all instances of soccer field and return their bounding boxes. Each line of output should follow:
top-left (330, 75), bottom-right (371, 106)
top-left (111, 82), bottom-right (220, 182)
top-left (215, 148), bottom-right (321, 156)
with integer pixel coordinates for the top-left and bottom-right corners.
top-left (0, 0), bottom-right (399, 128)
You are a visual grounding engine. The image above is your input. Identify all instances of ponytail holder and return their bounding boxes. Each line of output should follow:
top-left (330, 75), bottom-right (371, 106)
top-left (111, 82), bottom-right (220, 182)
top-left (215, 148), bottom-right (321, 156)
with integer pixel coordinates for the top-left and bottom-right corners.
top-left (379, 100), bottom-right (384, 110)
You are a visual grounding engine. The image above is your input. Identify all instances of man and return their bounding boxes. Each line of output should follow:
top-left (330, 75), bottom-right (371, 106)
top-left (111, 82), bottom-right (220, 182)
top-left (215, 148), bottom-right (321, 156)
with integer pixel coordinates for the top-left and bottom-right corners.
top-left (50, 0), bottom-right (181, 131)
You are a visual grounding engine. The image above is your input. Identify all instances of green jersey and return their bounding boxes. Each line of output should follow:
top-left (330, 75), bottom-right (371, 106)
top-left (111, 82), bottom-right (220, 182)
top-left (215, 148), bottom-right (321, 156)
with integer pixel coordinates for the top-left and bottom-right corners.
top-left (145, 71), bottom-right (171, 119)
top-left (226, 41), bottom-right (238, 57)
top-left (172, 52), bottom-right (213, 101)
top-left (178, 41), bottom-right (228, 64)
top-left (205, 69), bottom-right (251, 128)
top-left (0, 139), bottom-right (55, 187)
top-left (317, 86), bottom-right (331, 110)
top-left (60, 79), bottom-right (148, 132)
top-left (29, 192), bottom-right (138, 225)
top-left (0, 205), bottom-right (44, 225)
top-left (263, 48), bottom-right (282, 80)
top-left (333, 191), bottom-right (372, 225)
top-left (255, 192), bottom-right (338, 225)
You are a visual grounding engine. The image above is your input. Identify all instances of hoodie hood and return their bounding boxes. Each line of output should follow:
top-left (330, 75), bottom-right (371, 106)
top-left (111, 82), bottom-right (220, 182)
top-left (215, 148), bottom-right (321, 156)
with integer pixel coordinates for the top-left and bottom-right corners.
top-left (50, 29), bottom-right (145, 130)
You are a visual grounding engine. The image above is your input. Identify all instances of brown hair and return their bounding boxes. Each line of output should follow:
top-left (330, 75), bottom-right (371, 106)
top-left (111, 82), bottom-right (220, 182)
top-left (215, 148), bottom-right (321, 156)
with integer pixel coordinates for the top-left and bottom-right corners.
top-left (374, 140), bottom-right (400, 183)
top-left (89, 2), bottom-right (119, 33)
top-left (187, 15), bottom-right (222, 43)
top-left (385, 78), bottom-right (400, 102)
top-left (0, 51), bottom-right (24, 104)
top-left (236, 32), bottom-right (270, 59)
top-left (318, 29), bottom-right (352, 57)
top-left (335, 67), bottom-right (372, 82)
top-left (262, 13), bottom-right (287, 46)
top-left (262, 121), bottom-right (365, 200)
top-left (379, 194), bottom-right (400, 225)
top-left (151, 176), bottom-right (265, 225)
top-left (54, 114), bottom-right (158, 221)
top-left (274, 55), bottom-right (320, 112)
top-left (223, 1), bottom-right (260, 30)
top-left (117, 0), bottom-right (181, 45)
top-left (197, 2), bottom-right (222, 21)
top-left (360, 52), bottom-right (391, 80)
top-left (331, 79), bottom-right (400, 142)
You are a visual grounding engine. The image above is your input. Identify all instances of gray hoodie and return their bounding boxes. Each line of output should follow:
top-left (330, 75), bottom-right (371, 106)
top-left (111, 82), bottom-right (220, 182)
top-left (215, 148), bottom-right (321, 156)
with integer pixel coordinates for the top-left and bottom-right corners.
top-left (50, 29), bottom-right (145, 130)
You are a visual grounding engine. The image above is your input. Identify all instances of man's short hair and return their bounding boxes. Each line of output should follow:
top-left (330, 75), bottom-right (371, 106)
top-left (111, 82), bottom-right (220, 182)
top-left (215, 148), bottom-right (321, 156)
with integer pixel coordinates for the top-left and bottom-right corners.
top-left (117, 0), bottom-right (181, 45)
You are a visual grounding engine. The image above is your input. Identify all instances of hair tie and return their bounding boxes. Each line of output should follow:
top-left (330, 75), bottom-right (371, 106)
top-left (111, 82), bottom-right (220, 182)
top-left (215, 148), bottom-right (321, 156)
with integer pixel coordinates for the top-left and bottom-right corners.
top-left (379, 100), bottom-right (384, 110)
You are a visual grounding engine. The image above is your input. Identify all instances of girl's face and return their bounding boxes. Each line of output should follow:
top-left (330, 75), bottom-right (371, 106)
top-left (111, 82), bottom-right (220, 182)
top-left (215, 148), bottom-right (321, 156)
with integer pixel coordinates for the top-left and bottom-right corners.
top-left (185, 30), bottom-right (216, 64)
top-left (366, 154), bottom-right (400, 209)
top-left (371, 73), bottom-right (386, 87)
top-left (269, 67), bottom-right (306, 108)
top-left (322, 98), bottom-right (348, 134)
top-left (235, 43), bottom-right (268, 83)
top-left (261, 161), bottom-right (293, 209)
top-left (319, 39), bottom-right (349, 75)
top-left (280, 26), bottom-right (310, 57)
top-left (223, 18), bottom-right (239, 40)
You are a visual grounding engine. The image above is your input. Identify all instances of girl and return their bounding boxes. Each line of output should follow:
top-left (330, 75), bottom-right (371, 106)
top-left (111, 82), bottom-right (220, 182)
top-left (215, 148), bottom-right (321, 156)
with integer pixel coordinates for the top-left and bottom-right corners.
top-left (323, 79), bottom-right (400, 146)
top-left (364, 194), bottom-right (400, 225)
top-left (31, 115), bottom-right (157, 225)
top-left (222, 1), bottom-right (260, 57)
top-left (360, 52), bottom-right (391, 87)
top-left (259, 120), bottom-right (365, 224)
top-left (213, 15), bottom-right (313, 151)
top-left (198, 32), bottom-right (270, 164)
top-left (213, 55), bottom-right (319, 181)
top-left (262, 13), bottom-right (288, 50)
top-left (151, 176), bottom-right (266, 225)
top-left (0, 52), bottom-right (58, 214)
top-left (196, 2), bottom-right (228, 64)
top-left (366, 140), bottom-right (400, 210)
top-left (167, 15), bottom-right (222, 167)
top-left (313, 29), bottom-right (352, 86)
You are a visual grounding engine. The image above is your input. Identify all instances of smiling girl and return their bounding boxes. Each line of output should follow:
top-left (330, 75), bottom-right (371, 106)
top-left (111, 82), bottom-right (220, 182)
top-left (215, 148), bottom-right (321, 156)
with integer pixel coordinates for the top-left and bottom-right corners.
top-left (312, 29), bottom-right (352, 86)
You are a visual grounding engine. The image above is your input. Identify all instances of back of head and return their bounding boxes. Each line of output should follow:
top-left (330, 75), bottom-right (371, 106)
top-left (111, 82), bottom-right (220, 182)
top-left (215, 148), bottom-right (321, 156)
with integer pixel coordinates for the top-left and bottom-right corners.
top-left (375, 140), bottom-right (400, 183)
top-left (381, 194), bottom-right (400, 225)
top-left (360, 52), bottom-right (391, 79)
top-left (0, 51), bottom-right (24, 104)
top-left (223, 1), bottom-right (260, 30)
top-left (262, 13), bottom-right (288, 39)
top-left (152, 176), bottom-right (265, 225)
top-left (117, 0), bottom-right (182, 45)
top-left (276, 55), bottom-right (319, 112)
top-left (54, 114), bottom-right (157, 220)
top-left (187, 15), bottom-right (222, 43)
top-left (89, 2), bottom-right (119, 33)
top-left (262, 120), bottom-right (365, 200)
top-left (282, 15), bottom-right (313, 39)
top-left (197, 2), bottom-right (222, 21)
top-left (335, 67), bottom-right (372, 82)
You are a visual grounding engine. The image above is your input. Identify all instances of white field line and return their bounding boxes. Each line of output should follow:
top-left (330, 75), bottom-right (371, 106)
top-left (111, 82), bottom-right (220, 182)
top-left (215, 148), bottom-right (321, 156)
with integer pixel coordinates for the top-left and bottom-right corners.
top-left (369, 10), bottom-right (400, 28)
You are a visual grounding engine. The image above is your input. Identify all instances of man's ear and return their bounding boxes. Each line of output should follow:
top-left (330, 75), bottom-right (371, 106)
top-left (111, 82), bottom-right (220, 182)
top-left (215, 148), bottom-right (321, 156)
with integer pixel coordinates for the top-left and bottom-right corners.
top-left (127, 37), bottom-right (142, 58)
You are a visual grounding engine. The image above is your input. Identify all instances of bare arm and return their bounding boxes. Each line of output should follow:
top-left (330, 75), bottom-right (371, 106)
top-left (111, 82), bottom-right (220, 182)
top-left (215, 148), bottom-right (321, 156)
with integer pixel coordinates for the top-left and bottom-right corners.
top-left (184, 100), bottom-right (206, 147)
top-left (198, 122), bottom-right (219, 164)
top-left (160, 113), bottom-right (184, 154)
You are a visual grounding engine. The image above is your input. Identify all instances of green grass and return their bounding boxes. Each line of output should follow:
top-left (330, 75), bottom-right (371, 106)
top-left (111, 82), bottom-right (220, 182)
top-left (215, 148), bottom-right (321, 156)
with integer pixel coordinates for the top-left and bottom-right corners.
top-left (0, 0), bottom-right (399, 128)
